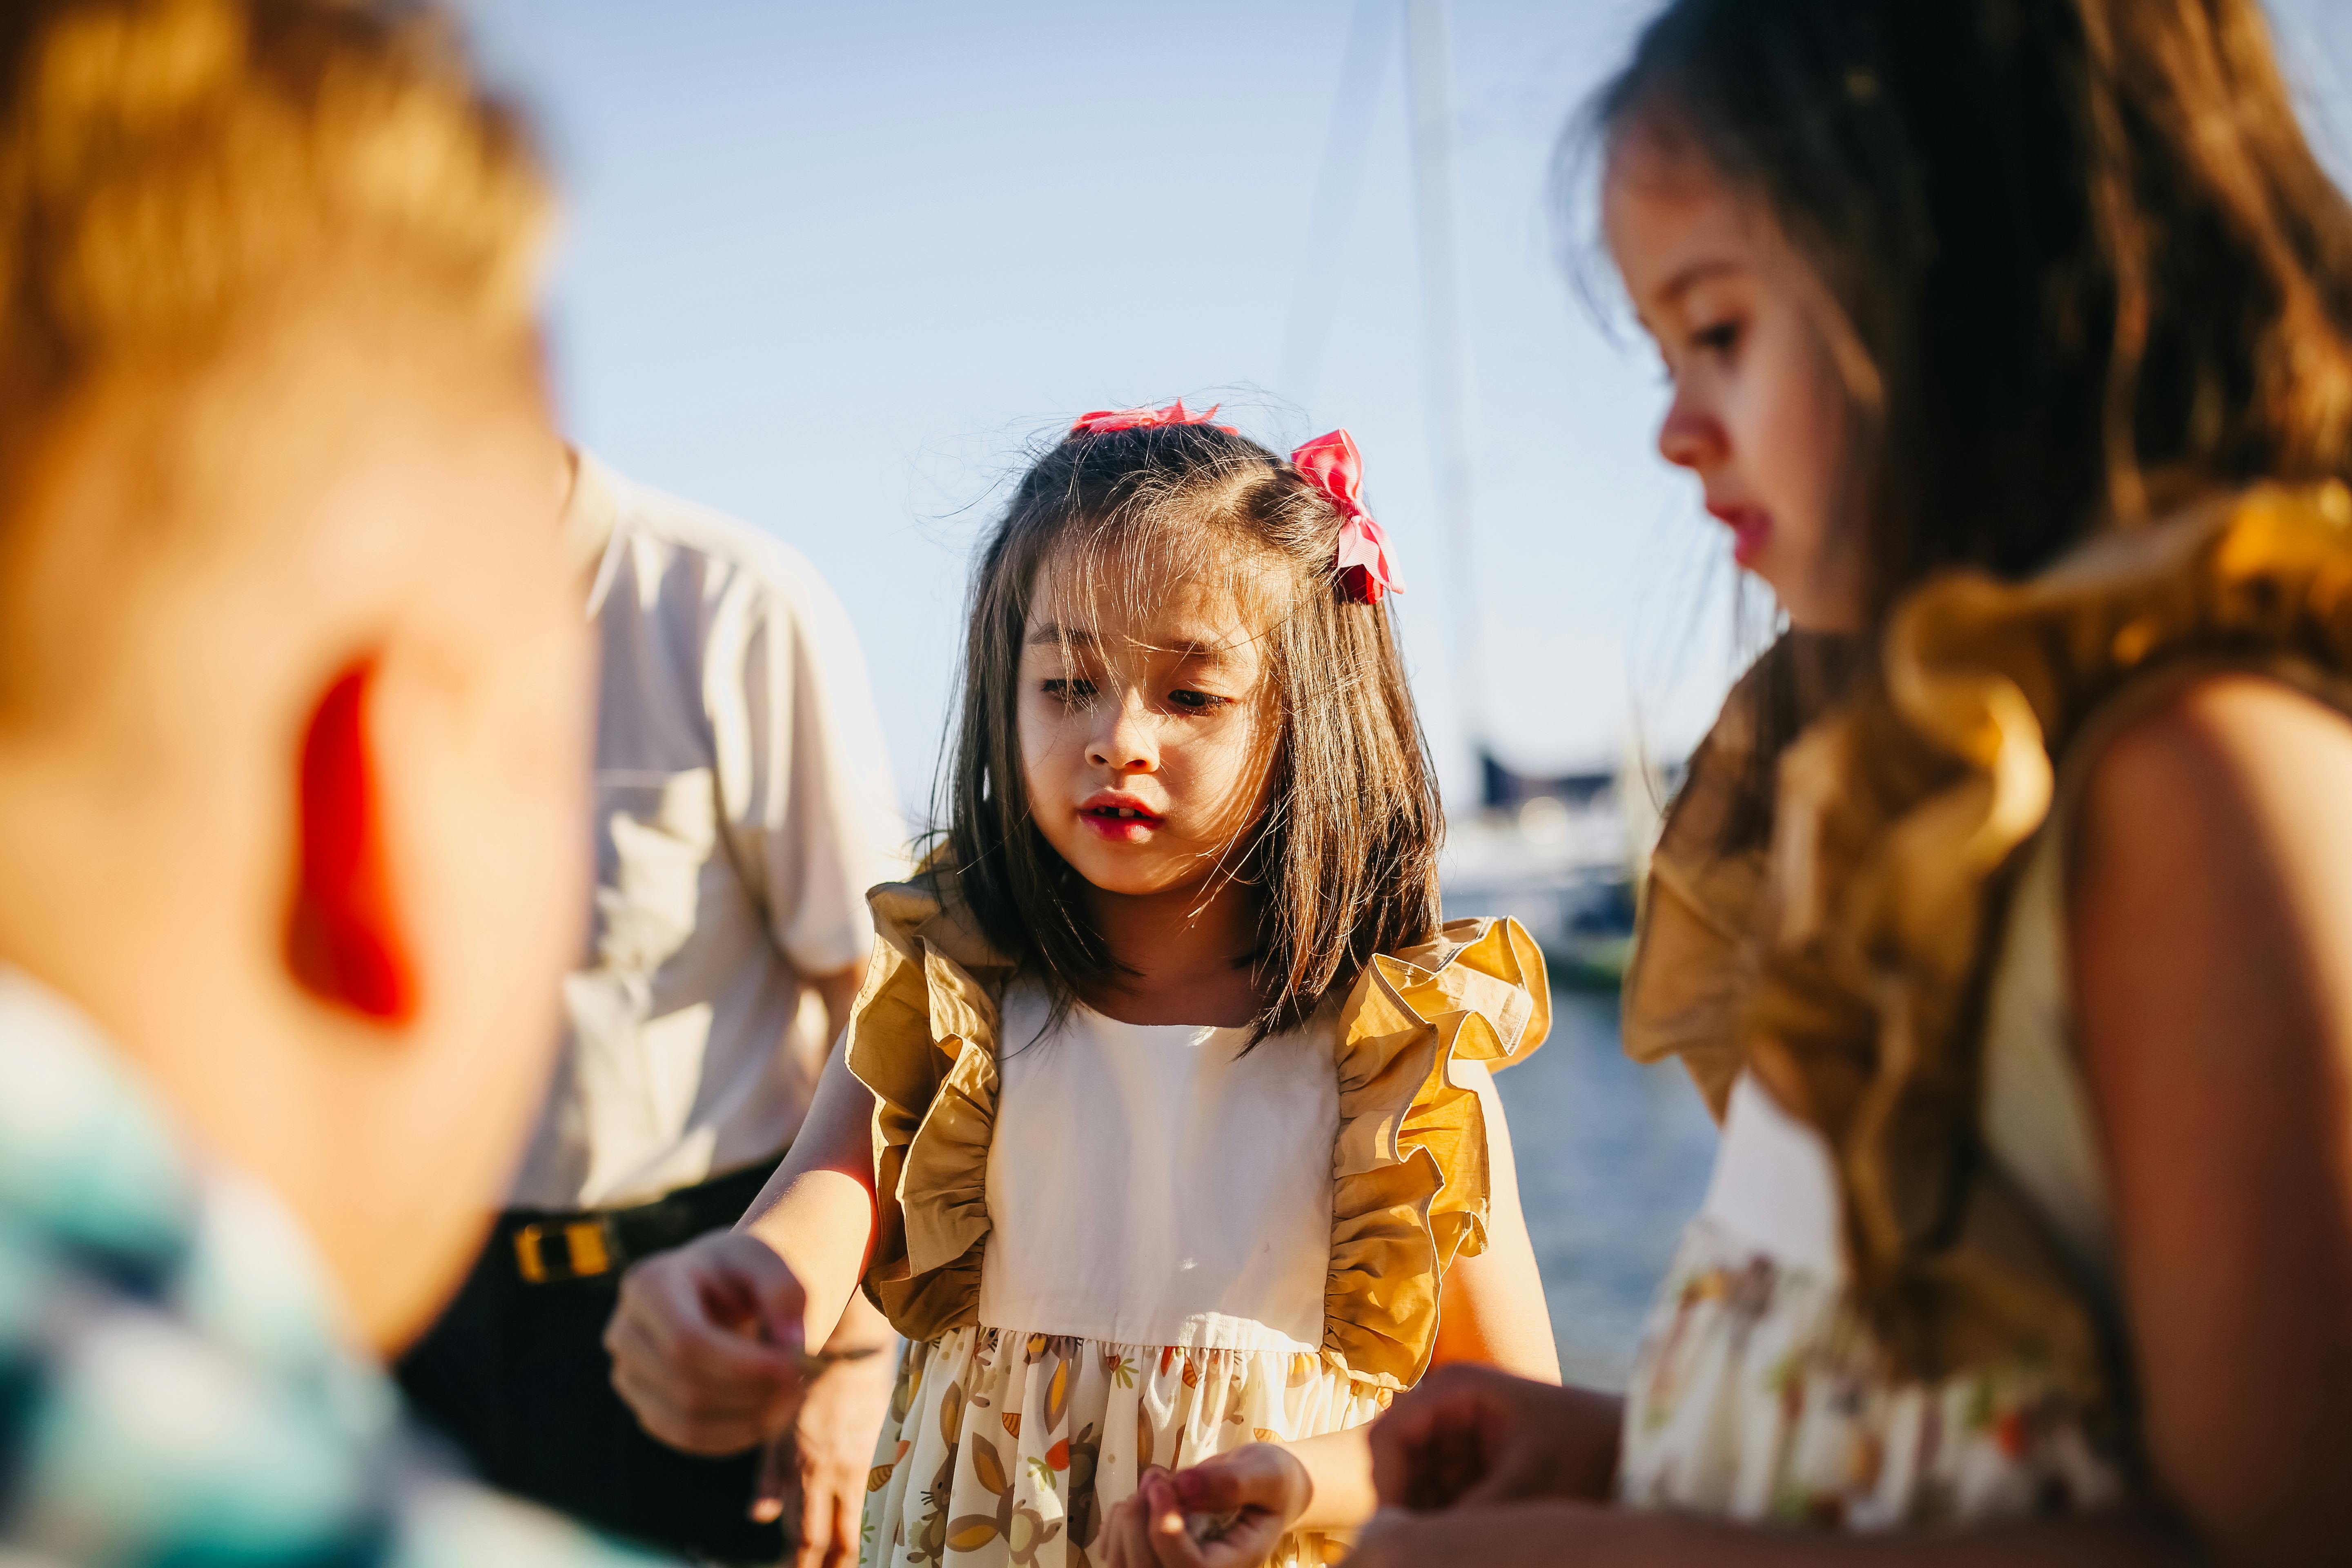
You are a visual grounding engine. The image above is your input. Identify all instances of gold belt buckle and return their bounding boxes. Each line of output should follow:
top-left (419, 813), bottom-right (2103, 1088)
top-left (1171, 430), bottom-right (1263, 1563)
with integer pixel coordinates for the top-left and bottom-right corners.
top-left (512, 1217), bottom-right (617, 1283)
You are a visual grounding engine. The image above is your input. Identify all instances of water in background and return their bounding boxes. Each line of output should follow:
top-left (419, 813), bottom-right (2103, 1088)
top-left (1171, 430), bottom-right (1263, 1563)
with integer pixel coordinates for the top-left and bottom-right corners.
top-left (1492, 988), bottom-right (1719, 1388)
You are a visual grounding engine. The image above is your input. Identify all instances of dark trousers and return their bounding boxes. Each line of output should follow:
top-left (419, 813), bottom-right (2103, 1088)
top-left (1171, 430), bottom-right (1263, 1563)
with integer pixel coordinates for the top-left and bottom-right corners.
top-left (395, 1160), bottom-right (786, 1565)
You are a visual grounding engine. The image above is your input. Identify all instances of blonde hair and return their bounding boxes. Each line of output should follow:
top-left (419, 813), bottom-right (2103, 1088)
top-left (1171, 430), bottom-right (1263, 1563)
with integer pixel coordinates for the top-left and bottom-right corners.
top-left (0, 0), bottom-right (552, 720)
top-left (0, 0), bottom-right (550, 387)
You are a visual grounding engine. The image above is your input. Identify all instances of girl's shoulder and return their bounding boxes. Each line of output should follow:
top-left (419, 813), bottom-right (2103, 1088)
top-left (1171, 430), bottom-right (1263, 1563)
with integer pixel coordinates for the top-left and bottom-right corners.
top-left (846, 861), bottom-right (1015, 1343)
top-left (1337, 915), bottom-right (1552, 1071)
top-left (847, 858), bottom-right (1015, 1137)
top-left (863, 859), bottom-right (1010, 981)
top-left (850, 857), bottom-right (1020, 1061)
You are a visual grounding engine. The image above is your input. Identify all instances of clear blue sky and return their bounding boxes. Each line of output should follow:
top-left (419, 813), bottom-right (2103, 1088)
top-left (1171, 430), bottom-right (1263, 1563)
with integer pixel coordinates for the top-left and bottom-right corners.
top-left (459, 0), bottom-right (2352, 817)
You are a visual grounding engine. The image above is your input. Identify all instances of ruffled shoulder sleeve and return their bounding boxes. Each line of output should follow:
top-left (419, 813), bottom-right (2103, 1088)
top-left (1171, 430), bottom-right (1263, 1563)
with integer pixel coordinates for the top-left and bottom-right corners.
top-left (844, 865), bottom-right (1016, 1342)
top-left (1620, 643), bottom-right (1793, 1121)
top-left (1323, 916), bottom-right (1548, 1391)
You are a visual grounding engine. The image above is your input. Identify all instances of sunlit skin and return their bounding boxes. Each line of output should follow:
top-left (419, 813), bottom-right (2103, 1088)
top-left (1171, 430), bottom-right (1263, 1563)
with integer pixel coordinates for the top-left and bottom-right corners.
top-left (1605, 122), bottom-right (1867, 633)
top-left (1017, 565), bottom-right (1280, 1027)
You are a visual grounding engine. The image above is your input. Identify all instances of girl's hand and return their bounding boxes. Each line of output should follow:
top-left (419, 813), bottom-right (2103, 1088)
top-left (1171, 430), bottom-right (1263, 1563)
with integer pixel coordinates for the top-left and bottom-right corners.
top-left (1102, 1448), bottom-right (1310, 1568)
top-left (1368, 1363), bottom-right (1622, 1510)
top-left (604, 1229), bottom-right (808, 1454)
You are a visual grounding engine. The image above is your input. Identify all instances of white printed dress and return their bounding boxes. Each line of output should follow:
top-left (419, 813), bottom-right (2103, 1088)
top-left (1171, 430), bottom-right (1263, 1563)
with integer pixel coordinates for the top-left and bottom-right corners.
top-left (1617, 825), bottom-right (2129, 1528)
top-left (843, 872), bottom-right (1547, 1568)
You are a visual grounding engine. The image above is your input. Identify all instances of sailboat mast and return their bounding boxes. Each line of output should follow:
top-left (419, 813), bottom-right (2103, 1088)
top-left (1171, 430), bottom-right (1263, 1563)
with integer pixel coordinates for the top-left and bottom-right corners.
top-left (1403, 0), bottom-right (1485, 765)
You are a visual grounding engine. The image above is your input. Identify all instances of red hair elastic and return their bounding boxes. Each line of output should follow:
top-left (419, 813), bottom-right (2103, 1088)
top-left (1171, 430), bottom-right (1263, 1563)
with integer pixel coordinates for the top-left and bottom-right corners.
top-left (1292, 429), bottom-right (1403, 604)
top-left (1066, 405), bottom-right (1402, 605)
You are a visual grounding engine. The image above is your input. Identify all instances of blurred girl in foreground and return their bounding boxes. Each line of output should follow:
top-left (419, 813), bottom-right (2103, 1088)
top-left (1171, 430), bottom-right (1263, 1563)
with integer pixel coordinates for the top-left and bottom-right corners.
top-left (1145, 0), bottom-right (2352, 1562)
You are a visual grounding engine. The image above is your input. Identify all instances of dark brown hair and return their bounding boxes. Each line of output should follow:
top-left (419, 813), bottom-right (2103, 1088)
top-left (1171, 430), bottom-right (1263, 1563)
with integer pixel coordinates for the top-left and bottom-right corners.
top-left (941, 419), bottom-right (1442, 1039)
top-left (1586, 0), bottom-right (2352, 847)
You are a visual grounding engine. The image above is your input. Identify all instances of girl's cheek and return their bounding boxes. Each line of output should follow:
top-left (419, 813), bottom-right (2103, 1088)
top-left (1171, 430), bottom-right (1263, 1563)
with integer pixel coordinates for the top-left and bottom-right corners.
top-left (1016, 701), bottom-right (1060, 776)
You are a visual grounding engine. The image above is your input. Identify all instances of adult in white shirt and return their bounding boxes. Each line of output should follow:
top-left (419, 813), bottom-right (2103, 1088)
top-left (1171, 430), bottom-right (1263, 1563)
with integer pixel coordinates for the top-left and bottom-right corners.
top-left (398, 451), bottom-right (903, 1567)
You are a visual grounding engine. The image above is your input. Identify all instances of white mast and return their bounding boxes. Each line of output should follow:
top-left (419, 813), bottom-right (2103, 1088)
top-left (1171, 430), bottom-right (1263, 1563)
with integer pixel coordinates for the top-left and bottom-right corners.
top-left (1403, 0), bottom-right (1486, 769)
top-left (1283, 0), bottom-right (1394, 401)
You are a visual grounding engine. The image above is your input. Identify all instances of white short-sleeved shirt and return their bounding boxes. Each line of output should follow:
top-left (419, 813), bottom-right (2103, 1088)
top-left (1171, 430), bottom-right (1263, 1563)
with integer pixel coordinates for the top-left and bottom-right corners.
top-left (507, 453), bottom-right (903, 1211)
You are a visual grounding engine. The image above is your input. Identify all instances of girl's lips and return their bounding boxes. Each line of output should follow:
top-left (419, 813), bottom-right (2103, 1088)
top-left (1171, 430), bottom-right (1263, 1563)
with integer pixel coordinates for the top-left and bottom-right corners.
top-left (1080, 800), bottom-right (1165, 842)
top-left (1709, 503), bottom-right (1773, 568)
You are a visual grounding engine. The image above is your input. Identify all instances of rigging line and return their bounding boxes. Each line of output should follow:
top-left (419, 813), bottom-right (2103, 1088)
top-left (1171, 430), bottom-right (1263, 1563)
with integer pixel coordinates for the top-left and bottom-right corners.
top-left (1281, 0), bottom-right (1397, 405)
top-left (1404, 0), bottom-right (1486, 755)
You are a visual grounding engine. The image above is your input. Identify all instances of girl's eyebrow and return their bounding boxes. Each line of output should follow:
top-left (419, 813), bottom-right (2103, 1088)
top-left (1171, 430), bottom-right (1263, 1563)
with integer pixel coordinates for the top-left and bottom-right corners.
top-left (1024, 624), bottom-right (1241, 664)
top-left (1025, 622), bottom-right (1098, 647)
top-left (1656, 257), bottom-right (1744, 309)
top-left (1169, 639), bottom-right (1242, 666)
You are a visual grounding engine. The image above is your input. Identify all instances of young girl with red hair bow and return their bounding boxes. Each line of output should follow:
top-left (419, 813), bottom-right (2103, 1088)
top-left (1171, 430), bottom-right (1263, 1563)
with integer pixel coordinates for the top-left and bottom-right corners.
top-left (605, 405), bottom-right (1558, 1568)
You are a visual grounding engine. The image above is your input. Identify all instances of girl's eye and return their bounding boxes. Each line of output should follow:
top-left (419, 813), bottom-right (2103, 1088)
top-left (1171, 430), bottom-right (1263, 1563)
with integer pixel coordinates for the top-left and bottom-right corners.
top-left (1692, 319), bottom-right (1742, 357)
top-left (1040, 678), bottom-right (1096, 706)
top-left (1167, 688), bottom-right (1227, 712)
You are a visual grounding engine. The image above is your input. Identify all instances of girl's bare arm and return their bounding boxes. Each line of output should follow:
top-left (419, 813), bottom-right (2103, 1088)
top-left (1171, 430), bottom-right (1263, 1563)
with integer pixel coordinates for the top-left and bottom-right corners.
top-left (1428, 1058), bottom-right (1561, 1383)
top-left (2069, 675), bottom-right (2352, 1562)
top-left (605, 1040), bottom-right (882, 1453)
top-left (734, 1037), bottom-right (886, 1346)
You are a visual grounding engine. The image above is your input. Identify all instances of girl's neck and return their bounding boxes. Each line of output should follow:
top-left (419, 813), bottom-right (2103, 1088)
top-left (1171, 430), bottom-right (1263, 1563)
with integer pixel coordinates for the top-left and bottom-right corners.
top-left (1081, 873), bottom-right (1261, 1029)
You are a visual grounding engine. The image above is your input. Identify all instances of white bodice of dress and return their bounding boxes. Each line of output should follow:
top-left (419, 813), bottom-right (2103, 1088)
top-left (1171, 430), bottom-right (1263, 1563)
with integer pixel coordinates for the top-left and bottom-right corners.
top-left (1619, 825), bottom-right (2127, 1527)
top-left (976, 982), bottom-right (1339, 1351)
top-left (862, 983), bottom-right (1375, 1568)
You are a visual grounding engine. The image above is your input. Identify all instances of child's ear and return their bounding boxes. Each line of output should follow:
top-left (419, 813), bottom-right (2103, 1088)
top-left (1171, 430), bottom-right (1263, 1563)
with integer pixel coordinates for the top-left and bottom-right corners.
top-left (285, 659), bottom-right (418, 1023)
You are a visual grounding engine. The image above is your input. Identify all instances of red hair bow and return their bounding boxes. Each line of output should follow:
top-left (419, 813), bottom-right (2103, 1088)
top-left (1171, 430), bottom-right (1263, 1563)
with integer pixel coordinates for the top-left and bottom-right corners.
top-left (1068, 399), bottom-right (1239, 437)
top-left (1292, 429), bottom-right (1403, 604)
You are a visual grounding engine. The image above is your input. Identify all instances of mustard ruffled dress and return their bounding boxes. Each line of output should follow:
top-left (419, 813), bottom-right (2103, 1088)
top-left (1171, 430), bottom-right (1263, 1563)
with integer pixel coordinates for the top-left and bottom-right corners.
top-left (1618, 482), bottom-right (2352, 1528)
top-left (844, 873), bottom-right (1547, 1568)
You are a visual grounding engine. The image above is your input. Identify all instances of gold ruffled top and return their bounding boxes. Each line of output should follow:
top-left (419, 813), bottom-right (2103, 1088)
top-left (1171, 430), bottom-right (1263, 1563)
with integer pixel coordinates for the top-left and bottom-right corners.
top-left (844, 865), bottom-right (1549, 1392)
top-left (1626, 480), bottom-right (2352, 1394)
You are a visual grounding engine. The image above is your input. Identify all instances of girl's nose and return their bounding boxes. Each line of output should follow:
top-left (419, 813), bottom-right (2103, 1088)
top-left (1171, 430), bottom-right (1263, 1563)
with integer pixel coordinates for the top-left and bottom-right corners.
top-left (1087, 695), bottom-right (1158, 773)
top-left (1656, 388), bottom-right (1725, 473)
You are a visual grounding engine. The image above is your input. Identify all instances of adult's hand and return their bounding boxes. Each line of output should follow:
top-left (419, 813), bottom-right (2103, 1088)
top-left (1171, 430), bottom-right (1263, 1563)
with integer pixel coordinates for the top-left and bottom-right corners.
top-left (1368, 1363), bottom-right (1622, 1511)
top-left (605, 1229), bottom-right (807, 1455)
top-left (1102, 1450), bottom-right (1310, 1568)
top-left (757, 1342), bottom-right (896, 1568)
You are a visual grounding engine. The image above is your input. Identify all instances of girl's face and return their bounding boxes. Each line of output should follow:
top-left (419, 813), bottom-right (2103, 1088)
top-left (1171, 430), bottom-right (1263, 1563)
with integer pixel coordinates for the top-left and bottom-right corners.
top-left (1018, 560), bottom-right (1280, 902)
top-left (1605, 125), bottom-right (1869, 633)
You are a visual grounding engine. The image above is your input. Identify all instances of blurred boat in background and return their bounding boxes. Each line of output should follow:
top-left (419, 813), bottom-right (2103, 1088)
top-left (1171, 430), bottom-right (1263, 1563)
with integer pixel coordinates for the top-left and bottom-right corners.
top-left (1387, 0), bottom-right (1678, 985)
top-left (1440, 742), bottom-right (1675, 990)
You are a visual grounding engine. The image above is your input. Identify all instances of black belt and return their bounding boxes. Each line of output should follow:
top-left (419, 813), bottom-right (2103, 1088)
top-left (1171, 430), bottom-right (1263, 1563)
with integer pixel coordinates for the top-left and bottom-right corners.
top-left (499, 1155), bottom-right (783, 1285)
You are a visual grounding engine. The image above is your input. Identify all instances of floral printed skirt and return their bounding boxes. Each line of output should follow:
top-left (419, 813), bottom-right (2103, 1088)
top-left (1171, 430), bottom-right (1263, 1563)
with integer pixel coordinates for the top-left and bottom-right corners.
top-left (859, 1327), bottom-right (1385, 1568)
top-left (1619, 1216), bottom-right (2127, 1529)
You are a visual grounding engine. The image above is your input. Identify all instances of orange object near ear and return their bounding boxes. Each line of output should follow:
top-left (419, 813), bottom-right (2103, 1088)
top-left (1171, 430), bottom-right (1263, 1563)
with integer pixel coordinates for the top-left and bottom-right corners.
top-left (287, 662), bottom-right (418, 1022)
